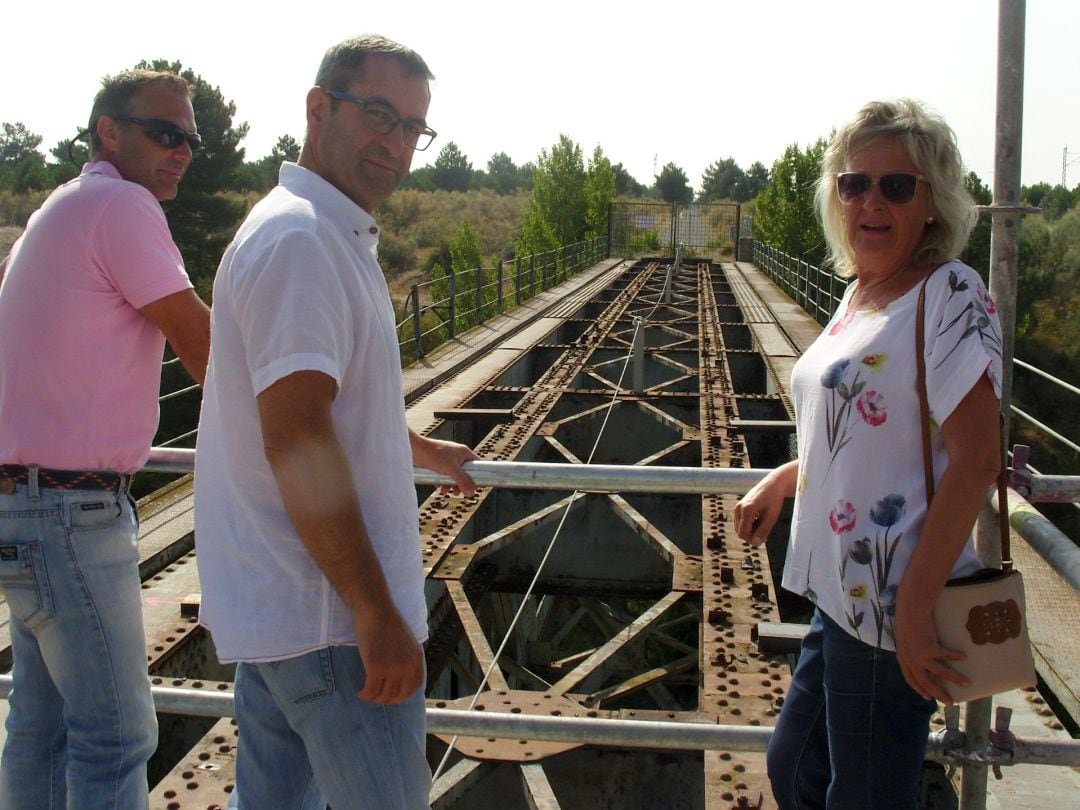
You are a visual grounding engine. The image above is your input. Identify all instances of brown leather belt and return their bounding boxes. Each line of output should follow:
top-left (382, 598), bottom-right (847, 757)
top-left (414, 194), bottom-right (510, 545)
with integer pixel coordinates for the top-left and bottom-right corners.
top-left (0, 464), bottom-right (130, 494)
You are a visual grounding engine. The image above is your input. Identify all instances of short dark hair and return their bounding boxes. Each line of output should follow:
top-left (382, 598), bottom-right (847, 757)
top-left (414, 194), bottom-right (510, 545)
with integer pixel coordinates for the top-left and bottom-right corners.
top-left (88, 70), bottom-right (192, 154)
top-left (314, 34), bottom-right (434, 92)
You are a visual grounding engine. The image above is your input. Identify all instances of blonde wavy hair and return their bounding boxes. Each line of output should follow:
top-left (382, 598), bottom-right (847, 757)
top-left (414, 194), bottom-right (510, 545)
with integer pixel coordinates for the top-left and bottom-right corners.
top-left (815, 98), bottom-right (977, 277)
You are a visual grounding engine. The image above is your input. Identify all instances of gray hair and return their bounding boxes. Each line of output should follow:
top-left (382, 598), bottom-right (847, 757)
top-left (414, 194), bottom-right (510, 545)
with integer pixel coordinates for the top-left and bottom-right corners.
top-left (315, 34), bottom-right (434, 91)
top-left (89, 70), bottom-right (192, 155)
top-left (815, 98), bottom-right (977, 277)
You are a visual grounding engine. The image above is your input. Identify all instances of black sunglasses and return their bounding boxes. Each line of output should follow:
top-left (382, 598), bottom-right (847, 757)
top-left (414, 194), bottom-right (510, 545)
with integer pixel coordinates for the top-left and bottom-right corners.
top-left (836, 172), bottom-right (926, 205)
top-left (115, 116), bottom-right (202, 151)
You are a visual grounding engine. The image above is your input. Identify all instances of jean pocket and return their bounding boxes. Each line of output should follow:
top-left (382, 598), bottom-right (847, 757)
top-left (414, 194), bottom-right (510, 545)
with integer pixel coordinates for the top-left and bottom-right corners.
top-left (263, 648), bottom-right (336, 705)
top-left (68, 496), bottom-right (124, 531)
top-left (0, 542), bottom-right (54, 628)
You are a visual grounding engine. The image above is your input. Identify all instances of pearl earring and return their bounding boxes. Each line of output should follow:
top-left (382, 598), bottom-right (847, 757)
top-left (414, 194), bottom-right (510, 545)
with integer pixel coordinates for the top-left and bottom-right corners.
top-left (926, 216), bottom-right (935, 224)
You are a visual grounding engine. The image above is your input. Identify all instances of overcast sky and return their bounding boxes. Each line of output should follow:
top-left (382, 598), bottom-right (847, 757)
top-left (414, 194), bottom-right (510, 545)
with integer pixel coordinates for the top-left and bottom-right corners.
top-left (5, 0), bottom-right (1078, 190)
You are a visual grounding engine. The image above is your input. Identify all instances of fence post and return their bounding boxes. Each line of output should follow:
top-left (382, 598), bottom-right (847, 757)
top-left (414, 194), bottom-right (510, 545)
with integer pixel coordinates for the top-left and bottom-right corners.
top-left (797, 255), bottom-right (805, 310)
top-left (475, 265), bottom-right (483, 327)
top-left (607, 202), bottom-right (614, 258)
top-left (669, 203), bottom-right (677, 257)
top-left (529, 253), bottom-right (536, 298)
top-left (411, 284), bottom-right (423, 359)
top-left (515, 256), bottom-right (522, 306)
top-left (497, 260), bottom-right (504, 314)
top-left (448, 268), bottom-right (456, 340)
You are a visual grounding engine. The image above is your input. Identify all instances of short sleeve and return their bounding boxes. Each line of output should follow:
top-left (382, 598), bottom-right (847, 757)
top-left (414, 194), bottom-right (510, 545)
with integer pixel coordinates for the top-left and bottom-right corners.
top-left (93, 186), bottom-right (192, 309)
top-left (228, 228), bottom-right (355, 396)
top-left (923, 262), bottom-right (1004, 425)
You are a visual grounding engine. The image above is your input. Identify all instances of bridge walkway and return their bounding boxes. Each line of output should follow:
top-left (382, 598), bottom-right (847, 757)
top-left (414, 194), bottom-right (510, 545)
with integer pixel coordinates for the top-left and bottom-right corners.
top-left (0, 257), bottom-right (1076, 809)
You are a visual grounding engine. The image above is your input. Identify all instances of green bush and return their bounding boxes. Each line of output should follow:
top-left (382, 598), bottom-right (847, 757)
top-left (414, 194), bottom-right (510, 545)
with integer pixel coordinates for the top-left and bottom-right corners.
top-left (629, 228), bottom-right (661, 253)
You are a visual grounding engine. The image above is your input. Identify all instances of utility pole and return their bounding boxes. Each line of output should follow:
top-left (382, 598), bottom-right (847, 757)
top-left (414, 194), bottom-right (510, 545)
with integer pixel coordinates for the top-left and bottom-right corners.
top-left (1063, 146), bottom-right (1080, 187)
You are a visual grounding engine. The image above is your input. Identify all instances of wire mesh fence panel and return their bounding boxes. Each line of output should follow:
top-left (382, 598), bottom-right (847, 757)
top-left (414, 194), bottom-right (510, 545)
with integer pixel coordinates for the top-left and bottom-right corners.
top-left (609, 202), bottom-right (739, 259)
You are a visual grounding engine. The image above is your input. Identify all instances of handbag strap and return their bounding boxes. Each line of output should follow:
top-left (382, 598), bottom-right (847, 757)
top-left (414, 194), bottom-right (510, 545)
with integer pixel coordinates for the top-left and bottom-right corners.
top-left (915, 272), bottom-right (1012, 570)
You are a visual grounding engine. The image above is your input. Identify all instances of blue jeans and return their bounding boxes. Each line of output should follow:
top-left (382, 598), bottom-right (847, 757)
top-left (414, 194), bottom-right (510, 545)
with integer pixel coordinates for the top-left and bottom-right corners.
top-left (767, 609), bottom-right (936, 810)
top-left (229, 646), bottom-right (431, 810)
top-left (0, 480), bottom-right (157, 810)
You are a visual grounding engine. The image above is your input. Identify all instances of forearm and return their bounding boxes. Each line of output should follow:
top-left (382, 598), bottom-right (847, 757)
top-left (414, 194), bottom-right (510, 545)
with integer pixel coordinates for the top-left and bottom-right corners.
top-left (762, 459), bottom-right (799, 498)
top-left (408, 428), bottom-right (428, 463)
top-left (900, 374), bottom-right (1001, 611)
top-left (409, 428), bottom-right (479, 496)
top-left (265, 431), bottom-right (395, 621)
top-left (733, 459), bottom-right (799, 544)
top-left (176, 333), bottom-right (210, 387)
top-left (899, 461), bottom-right (998, 609)
top-left (141, 289), bottom-right (211, 386)
top-left (173, 296), bottom-right (211, 386)
top-left (408, 427), bottom-right (448, 468)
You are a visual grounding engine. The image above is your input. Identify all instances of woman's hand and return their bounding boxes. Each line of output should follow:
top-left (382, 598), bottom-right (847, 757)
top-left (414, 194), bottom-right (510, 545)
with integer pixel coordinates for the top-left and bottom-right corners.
top-left (894, 588), bottom-right (968, 704)
top-left (895, 373), bottom-right (1000, 703)
top-left (734, 461), bottom-right (798, 547)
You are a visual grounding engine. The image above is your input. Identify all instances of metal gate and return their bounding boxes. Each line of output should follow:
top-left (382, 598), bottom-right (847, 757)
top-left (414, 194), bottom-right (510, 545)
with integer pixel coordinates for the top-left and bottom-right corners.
top-left (607, 201), bottom-right (740, 259)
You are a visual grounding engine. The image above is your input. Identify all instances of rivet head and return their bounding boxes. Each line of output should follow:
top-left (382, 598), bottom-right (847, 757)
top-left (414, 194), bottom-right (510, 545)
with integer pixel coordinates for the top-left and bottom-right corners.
top-left (369, 226), bottom-right (378, 235)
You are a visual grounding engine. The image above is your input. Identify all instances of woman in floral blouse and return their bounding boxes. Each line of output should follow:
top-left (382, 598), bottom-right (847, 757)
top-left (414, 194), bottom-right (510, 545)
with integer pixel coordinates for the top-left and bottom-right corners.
top-left (734, 99), bottom-right (1003, 809)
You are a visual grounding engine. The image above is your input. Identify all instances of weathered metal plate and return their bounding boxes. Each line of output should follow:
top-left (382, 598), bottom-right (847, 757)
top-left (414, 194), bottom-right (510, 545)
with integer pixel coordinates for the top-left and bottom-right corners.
top-left (432, 690), bottom-right (592, 762)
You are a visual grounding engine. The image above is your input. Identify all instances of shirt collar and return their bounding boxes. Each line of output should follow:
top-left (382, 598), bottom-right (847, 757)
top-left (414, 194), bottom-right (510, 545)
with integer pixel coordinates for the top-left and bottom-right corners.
top-left (80, 161), bottom-right (123, 180)
top-left (278, 162), bottom-right (380, 246)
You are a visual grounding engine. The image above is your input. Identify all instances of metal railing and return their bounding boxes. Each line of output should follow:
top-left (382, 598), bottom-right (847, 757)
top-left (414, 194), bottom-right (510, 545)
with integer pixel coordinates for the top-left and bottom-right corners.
top-left (2, 673), bottom-right (1078, 769)
top-left (751, 240), bottom-right (848, 325)
top-left (47, 454), bottom-right (1080, 786)
top-left (395, 236), bottom-right (607, 361)
top-left (144, 450), bottom-right (1080, 584)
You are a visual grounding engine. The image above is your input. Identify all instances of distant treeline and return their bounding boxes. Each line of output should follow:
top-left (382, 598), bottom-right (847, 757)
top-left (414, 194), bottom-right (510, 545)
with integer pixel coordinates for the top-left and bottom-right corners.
top-left (1, 62), bottom-right (1077, 524)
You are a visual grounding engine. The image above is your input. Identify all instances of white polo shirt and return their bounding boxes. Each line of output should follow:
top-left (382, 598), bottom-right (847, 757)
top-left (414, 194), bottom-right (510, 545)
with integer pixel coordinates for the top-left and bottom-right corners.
top-left (194, 162), bottom-right (425, 662)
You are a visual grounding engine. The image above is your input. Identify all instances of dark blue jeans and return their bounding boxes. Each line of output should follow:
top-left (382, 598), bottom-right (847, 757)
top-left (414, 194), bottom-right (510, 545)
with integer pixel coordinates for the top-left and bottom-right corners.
top-left (767, 609), bottom-right (936, 809)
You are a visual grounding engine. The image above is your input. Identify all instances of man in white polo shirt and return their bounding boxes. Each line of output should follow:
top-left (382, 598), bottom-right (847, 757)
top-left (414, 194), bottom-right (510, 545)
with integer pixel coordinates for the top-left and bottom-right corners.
top-left (194, 34), bottom-right (476, 808)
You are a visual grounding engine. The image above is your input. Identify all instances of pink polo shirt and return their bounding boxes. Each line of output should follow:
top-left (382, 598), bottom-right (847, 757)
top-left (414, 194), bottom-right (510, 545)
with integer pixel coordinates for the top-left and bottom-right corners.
top-left (0, 162), bottom-right (193, 473)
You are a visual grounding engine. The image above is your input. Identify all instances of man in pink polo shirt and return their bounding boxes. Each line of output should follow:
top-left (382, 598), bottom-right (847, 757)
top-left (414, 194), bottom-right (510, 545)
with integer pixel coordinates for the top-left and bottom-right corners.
top-left (0, 69), bottom-right (210, 810)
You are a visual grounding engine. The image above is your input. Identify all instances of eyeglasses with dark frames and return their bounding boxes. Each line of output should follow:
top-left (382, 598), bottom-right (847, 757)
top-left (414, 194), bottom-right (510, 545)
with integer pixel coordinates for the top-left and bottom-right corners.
top-left (115, 116), bottom-right (202, 151)
top-left (836, 172), bottom-right (926, 205)
top-left (323, 89), bottom-right (437, 152)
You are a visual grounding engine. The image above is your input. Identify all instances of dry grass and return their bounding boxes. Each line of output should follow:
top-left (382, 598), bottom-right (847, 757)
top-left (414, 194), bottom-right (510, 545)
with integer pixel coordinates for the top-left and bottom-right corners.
top-left (378, 188), bottom-right (530, 271)
top-left (1, 226), bottom-right (21, 260)
top-left (0, 187), bottom-right (532, 316)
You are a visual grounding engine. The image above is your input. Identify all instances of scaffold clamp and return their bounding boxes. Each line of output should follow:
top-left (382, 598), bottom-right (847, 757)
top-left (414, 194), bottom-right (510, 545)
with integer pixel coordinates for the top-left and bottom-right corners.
top-left (936, 705), bottom-right (1017, 780)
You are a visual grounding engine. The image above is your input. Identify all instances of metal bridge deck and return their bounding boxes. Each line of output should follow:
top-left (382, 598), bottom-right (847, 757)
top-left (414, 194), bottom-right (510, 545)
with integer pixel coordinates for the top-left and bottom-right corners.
top-left (1, 257), bottom-right (1077, 809)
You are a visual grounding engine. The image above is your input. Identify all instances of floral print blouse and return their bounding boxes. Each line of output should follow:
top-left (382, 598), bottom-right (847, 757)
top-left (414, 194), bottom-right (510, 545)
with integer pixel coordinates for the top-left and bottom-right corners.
top-left (783, 260), bottom-right (1004, 651)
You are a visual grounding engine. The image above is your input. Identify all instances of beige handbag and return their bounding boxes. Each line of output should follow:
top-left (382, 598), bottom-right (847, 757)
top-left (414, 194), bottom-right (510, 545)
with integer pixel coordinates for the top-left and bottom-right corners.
top-left (915, 273), bottom-right (1037, 703)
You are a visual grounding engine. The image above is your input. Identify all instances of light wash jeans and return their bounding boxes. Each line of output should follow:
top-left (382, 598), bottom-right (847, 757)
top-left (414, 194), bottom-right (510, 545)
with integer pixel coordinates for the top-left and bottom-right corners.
top-left (228, 646), bottom-right (431, 810)
top-left (766, 608), bottom-right (937, 809)
top-left (0, 479), bottom-right (156, 810)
